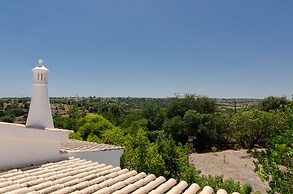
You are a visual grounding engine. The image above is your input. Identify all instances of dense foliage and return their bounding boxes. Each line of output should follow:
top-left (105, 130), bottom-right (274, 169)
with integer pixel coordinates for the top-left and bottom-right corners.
top-left (67, 114), bottom-right (252, 193)
top-left (1, 95), bottom-right (291, 193)
top-left (258, 96), bottom-right (289, 112)
top-left (253, 104), bottom-right (293, 193)
top-left (0, 98), bottom-right (29, 123)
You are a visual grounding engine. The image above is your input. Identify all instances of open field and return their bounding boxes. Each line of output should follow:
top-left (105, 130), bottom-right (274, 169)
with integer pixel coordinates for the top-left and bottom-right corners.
top-left (189, 149), bottom-right (270, 193)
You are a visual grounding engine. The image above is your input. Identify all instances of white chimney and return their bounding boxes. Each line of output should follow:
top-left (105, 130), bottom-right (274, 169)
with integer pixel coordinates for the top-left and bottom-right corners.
top-left (26, 59), bottom-right (54, 129)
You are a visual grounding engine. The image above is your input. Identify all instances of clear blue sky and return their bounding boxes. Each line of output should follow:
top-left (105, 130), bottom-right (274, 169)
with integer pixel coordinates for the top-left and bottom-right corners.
top-left (0, 0), bottom-right (292, 98)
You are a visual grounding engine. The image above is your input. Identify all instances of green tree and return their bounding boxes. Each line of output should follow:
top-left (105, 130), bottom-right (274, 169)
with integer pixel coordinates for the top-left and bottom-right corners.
top-left (0, 116), bottom-right (14, 123)
top-left (259, 96), bottom-right (289, 112)
top-left (65, 106), bottom-right (85, 131)
top-left (120, 111), bottom-right (143, 129)
top-left (0, 100), bottom-right (4, 110)
top-left (97, 103), bottom-right (124, 125)
top-left (163, 116), bottom-right (187, 144)
top-left (71, 114), bottom-right (115, 141)
top-left (101, 127), bottom-right (125, 146)
top-left (167, 94), bottom-right (217, 118)
top-left (125, 119), bottom-right (148, 136)
top-left (230, 110), bottom-right (284, 150)
top-left (0, 111), bottom-right (5, 117)
top-left (140, 105), bottom-right (166, 131)
top-left (253, 104), bottom-right (293, 193)
top-left (121, 127), bottom-right (165, 175)
top-left (156, 134), bottom-right (188, 179)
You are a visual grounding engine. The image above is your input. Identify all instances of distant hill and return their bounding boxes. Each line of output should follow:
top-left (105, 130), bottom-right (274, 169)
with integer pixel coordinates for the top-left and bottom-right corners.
top-left (0, 97), bottom-right (261, 125)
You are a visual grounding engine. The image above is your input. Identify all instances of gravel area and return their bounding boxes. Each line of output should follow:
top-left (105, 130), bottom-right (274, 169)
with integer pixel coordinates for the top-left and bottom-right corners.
top-left (189, 149), bottom-right (270, 193)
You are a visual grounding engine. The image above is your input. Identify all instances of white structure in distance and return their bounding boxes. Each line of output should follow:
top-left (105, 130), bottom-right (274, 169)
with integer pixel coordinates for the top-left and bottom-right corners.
top-left (26, 59), bottom-right (54, 129)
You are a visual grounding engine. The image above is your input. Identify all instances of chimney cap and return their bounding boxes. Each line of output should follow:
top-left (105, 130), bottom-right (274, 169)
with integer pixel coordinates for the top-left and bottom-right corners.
top-left (38, 59), bottom-right (44, 67)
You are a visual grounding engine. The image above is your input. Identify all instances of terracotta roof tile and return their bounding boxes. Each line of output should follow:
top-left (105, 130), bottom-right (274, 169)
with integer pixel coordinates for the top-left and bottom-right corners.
top-left (60, 139), bottom-right (123, 153)
top-left (0, 184), bottom-right (22, 193)
top-left (112, 172), bottom-right (147, 194)
top-left (50, 187), bottom-right (75, 194)
top-left (148, 178), bottom-right (177, 194)
top-left (132, 176), bottom-right (166, 194)
top-left (182, 183), bottom-right (200, 194)
top-left (0, 180), bottom-right (14, 188)
top-left (0, 157), bottom-right (236, 194)
top-left (217, 189), bottom-right (228, 194)
top-left (5, 187), bottom-right (34, 194)
top-left (200, 186), bottom-right (214, 194)
top-left (37, 184), bottom-right (64, 194)
top-left (166, 181), bottom-right (189, 194)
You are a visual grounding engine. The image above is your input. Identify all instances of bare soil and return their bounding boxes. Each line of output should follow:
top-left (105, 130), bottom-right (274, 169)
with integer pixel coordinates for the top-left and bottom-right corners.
top-left (189, 149), bottom-right (270, 193)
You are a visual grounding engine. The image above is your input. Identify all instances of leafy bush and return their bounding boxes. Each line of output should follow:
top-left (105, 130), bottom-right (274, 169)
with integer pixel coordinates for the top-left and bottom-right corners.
top-left (259, 96), bottom-right (289, 112)
top-left (230, 110), bottom-right (285, 150)
top-left (167, 94), bottom-right (217, 118)
top-left (0, 116), bottom-right (14, 123)
top-left (253, 104), bottom-right (293, 193)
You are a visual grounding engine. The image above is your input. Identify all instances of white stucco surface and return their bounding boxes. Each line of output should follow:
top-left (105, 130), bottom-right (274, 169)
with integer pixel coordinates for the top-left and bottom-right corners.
top-left (0, 122), bottom-right (70, 169)
top-left (26, 62), bottom-right (54, 129)
top-left (26, 84), bottom-right (54, 129)
top-left (65, 149), bottom-right (124, 167)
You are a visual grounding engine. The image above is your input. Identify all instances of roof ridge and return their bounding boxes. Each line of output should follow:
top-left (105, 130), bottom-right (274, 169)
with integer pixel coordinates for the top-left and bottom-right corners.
top-left (60, 139), bottom-right (123, 153)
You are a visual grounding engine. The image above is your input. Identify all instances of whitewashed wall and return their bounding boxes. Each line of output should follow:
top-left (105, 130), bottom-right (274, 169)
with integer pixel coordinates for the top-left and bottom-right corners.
top-left (65, 149), bottom-right (124, 167)
top-left (0, 122), bottom-right (70, 169)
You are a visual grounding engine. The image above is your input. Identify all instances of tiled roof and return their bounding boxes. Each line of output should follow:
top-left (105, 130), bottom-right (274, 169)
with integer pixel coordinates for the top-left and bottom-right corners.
top-left (60, 139), bottom-right (123, 153)
top-left (0, 157), bottom-right (239, 194)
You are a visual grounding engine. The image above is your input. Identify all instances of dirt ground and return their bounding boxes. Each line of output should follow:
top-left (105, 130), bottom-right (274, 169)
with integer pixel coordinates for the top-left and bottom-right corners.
top-left (189, 149), bottom-right (270, 193)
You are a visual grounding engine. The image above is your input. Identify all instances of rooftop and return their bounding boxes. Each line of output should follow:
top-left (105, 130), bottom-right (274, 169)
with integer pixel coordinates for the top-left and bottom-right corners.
top-left (60, 139), bottom-right (123, 153)
top-left (0, 157), bottom-right (234, 194)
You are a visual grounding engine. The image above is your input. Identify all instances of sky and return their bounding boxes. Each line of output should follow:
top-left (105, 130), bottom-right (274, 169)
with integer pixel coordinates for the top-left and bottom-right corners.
top-left (0, 0), bottom-right (292, 98)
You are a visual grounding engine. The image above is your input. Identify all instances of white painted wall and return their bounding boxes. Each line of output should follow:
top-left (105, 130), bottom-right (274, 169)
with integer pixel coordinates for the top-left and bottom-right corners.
top-left (65, 149), bottom-right (124, 167)
top-left (0, 122), bottom-right (70, 169)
